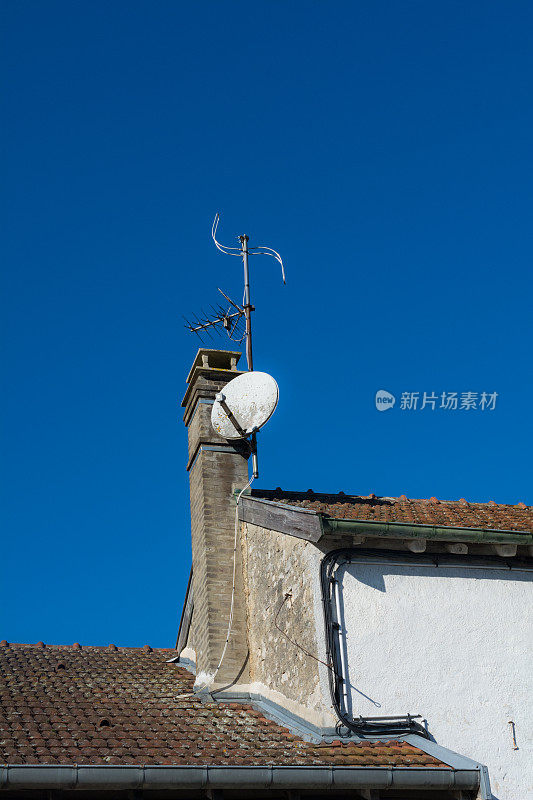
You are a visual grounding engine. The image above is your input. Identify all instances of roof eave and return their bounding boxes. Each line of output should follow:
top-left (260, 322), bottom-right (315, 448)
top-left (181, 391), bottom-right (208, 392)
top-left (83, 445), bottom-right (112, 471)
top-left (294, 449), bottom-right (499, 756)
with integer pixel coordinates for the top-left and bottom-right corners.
top-left (240, 494), bottom-right (532, 545)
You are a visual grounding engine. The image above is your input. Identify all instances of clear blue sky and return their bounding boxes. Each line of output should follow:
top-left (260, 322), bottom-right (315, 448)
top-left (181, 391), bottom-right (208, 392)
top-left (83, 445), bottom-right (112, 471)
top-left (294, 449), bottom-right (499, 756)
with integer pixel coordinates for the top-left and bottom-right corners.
top-left (1, 1), bottom-right (532, 648)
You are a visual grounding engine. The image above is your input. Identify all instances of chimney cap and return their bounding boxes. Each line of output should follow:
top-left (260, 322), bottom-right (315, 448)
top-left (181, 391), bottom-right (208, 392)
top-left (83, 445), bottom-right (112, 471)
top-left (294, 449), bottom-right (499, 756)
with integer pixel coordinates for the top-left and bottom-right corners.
top-left (186, 348), bottom-right (242, 385)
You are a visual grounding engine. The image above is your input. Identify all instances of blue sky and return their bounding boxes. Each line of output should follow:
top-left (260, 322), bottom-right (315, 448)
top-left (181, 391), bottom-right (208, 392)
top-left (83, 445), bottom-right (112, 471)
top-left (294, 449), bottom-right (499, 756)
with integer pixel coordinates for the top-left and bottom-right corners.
top-left (1, 1), bottom-right (532, 648)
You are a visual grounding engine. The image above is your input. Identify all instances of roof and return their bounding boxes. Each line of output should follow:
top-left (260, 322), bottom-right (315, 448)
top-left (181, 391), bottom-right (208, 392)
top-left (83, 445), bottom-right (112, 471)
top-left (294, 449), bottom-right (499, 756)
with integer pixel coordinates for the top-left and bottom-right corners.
top-left (0, 643), bottom-right (449, 769)
top-left (251, 489), bottom-right (533, 533)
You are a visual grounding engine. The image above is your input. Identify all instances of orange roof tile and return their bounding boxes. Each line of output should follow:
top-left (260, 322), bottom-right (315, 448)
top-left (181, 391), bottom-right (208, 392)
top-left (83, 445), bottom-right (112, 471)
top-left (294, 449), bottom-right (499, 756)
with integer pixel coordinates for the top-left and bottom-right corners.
top-left (252, 489), bottom-right (533, 533)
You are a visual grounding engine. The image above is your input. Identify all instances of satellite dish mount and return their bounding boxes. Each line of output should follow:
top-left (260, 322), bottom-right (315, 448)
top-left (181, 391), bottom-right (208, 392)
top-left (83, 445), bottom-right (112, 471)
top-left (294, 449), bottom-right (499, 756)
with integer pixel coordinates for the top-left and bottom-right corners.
top-left (211, 371), bottom-right (279, 478)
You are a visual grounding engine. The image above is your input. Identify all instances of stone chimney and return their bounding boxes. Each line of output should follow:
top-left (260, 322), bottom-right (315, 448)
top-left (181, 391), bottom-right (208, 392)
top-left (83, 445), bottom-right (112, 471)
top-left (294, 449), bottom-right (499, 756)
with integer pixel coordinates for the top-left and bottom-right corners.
top-left (181, 348), bottom-right (251, 689)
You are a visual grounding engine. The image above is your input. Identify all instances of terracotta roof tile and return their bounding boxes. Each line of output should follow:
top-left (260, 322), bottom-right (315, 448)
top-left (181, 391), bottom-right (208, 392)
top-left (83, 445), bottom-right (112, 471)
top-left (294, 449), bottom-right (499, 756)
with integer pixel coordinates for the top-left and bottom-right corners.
top-left (0, 644), bottom-right (449, 768)
top-left (252, 489), bottom-right (533, 533)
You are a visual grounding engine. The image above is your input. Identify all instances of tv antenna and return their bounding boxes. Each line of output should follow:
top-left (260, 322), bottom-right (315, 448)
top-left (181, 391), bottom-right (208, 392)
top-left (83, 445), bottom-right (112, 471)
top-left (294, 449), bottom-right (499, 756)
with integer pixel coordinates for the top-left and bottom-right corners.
top-left (184, 214), bottom-right (286, 478)
top-left (184, 213), bottom-right (286, 372)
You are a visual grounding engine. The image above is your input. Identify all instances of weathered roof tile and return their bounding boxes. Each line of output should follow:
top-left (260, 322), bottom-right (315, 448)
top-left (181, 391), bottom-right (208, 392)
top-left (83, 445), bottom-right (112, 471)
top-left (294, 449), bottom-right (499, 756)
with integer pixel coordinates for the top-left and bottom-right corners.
top-left (0, 644), bottom-right (449, 768)
top-left (253, 489), bottom-right (533, 532)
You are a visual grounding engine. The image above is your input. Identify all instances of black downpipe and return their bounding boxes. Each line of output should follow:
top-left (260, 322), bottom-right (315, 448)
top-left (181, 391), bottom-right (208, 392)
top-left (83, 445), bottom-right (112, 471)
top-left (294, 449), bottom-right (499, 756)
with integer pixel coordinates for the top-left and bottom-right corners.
top-left (320, 548), bottom-right (430, 740)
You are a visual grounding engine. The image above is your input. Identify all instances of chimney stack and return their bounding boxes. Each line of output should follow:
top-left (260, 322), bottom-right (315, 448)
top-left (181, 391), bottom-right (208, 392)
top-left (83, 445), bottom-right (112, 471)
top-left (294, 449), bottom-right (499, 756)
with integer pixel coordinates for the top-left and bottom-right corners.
top-left (181, 349), bottom-right (251, 689)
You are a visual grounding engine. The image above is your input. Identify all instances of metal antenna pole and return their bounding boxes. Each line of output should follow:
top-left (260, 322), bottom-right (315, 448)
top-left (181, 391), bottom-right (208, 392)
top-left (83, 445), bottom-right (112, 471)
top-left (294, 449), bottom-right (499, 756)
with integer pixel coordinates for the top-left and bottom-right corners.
top-left (240, 234), bottom-right (253, 372)
top-left (240, 234), bottom-right (258, 478)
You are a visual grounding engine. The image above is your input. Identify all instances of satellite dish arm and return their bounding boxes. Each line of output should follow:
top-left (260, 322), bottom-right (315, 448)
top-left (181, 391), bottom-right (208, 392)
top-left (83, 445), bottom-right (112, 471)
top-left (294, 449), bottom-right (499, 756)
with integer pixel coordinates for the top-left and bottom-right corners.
top-left (215, 392), bottom-right (246, 438)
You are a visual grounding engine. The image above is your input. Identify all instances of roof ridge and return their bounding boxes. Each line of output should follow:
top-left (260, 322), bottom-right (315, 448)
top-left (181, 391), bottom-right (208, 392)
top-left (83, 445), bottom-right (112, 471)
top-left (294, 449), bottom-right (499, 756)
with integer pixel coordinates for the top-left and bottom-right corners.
top-left (252, 488), bottom-right (531, 509)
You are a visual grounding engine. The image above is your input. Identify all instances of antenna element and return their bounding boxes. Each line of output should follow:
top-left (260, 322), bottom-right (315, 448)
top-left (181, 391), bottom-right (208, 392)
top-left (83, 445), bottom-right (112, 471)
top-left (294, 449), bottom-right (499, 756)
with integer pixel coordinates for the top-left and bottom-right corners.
top-left (185, 213), bottom-right (286, 372)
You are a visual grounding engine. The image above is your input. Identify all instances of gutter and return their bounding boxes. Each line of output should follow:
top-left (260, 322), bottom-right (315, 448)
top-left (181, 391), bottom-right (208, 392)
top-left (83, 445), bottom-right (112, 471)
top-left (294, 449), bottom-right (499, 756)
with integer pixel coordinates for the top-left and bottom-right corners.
top-left (0, 764), bottom-right (480, 793)
top-left (322, 517), bottom-right (533, 544)
top-left (402, 737), bottom-right (492, 800)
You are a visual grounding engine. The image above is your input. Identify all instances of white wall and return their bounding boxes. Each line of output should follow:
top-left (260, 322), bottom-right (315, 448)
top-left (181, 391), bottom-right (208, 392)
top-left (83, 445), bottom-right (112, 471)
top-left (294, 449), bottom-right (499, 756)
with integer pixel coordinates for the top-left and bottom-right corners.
top-left (337, 558), bottom-right (532, 800)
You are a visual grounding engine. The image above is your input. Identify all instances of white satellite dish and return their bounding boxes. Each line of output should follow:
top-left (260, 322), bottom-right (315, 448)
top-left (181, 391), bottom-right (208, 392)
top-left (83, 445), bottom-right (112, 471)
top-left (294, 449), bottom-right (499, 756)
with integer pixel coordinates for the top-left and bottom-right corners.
top-left (211, 371), bottom-right (279, 440)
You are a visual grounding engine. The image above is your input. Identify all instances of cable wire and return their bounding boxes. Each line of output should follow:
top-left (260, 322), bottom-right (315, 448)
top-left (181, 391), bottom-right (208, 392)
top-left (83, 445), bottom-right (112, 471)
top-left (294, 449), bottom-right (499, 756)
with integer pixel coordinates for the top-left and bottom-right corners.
top-left (274, 592), bottom-right (336, 673)
top-left (320, 549), bottom-right (430, 739)
top-left (174, 474), bottom-right (255, 699)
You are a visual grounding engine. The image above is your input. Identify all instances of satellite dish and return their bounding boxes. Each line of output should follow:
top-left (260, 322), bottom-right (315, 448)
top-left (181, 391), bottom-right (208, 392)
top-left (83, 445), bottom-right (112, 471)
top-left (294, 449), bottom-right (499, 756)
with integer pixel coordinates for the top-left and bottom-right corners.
top-left (211, 371), bottom-right (279, 440)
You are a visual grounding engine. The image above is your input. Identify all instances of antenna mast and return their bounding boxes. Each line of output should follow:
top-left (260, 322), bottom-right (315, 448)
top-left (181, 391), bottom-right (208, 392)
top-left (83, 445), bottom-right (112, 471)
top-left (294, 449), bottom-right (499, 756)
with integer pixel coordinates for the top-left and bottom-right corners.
top-left (240, 234), bottom-right (254, 371)
top-left (184, 214), bottom-right (286, 478)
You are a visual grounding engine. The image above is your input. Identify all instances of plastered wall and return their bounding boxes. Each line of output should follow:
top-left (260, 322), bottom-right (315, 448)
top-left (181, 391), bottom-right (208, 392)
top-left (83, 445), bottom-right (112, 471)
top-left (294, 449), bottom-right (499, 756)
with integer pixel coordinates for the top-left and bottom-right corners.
top-left (241, 522), bottom-right (335, 727)
top-left (338, 560), bottom-right (532, 800)
top-left (239, 521), bottom-right (532, 798)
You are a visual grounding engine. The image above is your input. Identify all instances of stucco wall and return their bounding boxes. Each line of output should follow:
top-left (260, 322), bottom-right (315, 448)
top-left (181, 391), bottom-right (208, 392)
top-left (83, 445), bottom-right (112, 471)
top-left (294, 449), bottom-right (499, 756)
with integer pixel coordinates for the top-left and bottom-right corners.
top-left (241, 522), bottom-right (335, 727)
top-left (337, 559), bottom-right (532, 800)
